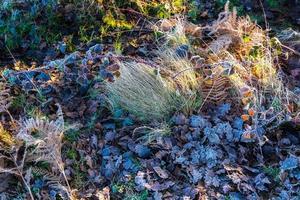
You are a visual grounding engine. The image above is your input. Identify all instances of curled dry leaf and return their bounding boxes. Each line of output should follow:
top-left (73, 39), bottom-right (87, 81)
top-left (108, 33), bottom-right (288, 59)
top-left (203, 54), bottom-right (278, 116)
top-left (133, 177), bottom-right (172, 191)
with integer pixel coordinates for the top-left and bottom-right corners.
top-left (153, 166), bottom-right (169, 179)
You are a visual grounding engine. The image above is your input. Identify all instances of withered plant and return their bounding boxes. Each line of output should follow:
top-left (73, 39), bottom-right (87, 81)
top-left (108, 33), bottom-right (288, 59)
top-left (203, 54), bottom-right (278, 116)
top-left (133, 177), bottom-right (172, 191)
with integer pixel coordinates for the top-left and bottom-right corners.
top-left (0, 105), bottom-right (77, 200)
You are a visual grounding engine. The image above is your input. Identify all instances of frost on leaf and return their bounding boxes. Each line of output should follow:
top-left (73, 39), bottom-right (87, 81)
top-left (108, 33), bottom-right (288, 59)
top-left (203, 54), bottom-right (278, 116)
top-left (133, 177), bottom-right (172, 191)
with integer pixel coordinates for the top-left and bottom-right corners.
top-left (205, 147), bottom-right (219, 168)
top-left (204, 170), bottom-right (220, 187)
top-left (216, 103), bottom-right (231, 117)
top-left (189, 115), bottom-right (207, 129)
top-left (233, 117), bottom-right (244, 130)
top-left (254, 173), bottom-right (271, 191)
top-left (215, 122), bottom-right (233, 142)
top-left (204, 122), bottom-right (233, 143)
top-left (280, 156), bottom-right (299, 170)
top-left (204, 127), bottom-right (220, 144)
top-left (189, 167), bottom-right (203, 183)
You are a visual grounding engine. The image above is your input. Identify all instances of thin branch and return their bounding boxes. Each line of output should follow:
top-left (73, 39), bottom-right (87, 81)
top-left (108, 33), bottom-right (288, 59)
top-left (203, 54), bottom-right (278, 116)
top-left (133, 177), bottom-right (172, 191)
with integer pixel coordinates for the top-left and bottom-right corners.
top-left (281, 44), bottom-right (300, 57)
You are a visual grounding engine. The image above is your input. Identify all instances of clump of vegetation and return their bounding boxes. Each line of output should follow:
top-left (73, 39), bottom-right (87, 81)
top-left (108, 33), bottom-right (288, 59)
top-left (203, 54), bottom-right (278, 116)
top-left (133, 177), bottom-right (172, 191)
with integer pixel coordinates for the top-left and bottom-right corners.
top-left (0, 0), bottom-right (59, 49)
top-left (0, 105), bottom-right (76, 200)
top-left (154, 2), bottom-right (299, 138)
top-left (107, 62), bottom-right (183, 122)
top-left (107, 16), bottom-right (206, 122)
top-left (112, 180), bottom-right (148, 200)
top-left (1, 1), bottom-right (300, 199)
top-left (10, 94), bottom-right (26, 110)
top-left (133, 122), bottom-right (172, 144)
top-left (0, 0), bottom-right (190, 52)
top-left (263, 166), bottom-right (280, 181)
top-left (205, 5), bottom-right (297, 134)
top-left (266, 0), bottom-right (287, 9)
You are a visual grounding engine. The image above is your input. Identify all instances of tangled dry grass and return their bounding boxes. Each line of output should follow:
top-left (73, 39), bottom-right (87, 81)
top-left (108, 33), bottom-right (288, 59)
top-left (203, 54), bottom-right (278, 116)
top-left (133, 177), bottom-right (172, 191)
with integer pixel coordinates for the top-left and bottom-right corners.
top-left (106, 53), bottom-right (204, 122)
top-left (200, 4), bottom-right (298, 135)
top-left (107, 2), bottom-right (299, 137)
top-left (172, 4), bottom-right (296, 128)
top-left (107, 19), bottom-right (204, 122)
top-left (107, 62), bottom-right (184, 122)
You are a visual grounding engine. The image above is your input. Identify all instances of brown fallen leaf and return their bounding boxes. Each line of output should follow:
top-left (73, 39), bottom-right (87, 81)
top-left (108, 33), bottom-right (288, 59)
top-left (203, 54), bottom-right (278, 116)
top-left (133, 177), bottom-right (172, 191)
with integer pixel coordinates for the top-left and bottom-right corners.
top-left (160, 19), bottom-right (176, 31)
top-left (153, 166), bottom-right (169, 179)
top-left (0, 174), bottom-right (11, 193)
top-left (65, 111), bottom-right (79, 118)
top-left (150, 181), bottom-right (175, 191)
top-left (96, 186), bottom-right (110, 200)
top-left (86, 155), bottom-right (93, 169)
top-left (107, 63), bottom-right (120, 72)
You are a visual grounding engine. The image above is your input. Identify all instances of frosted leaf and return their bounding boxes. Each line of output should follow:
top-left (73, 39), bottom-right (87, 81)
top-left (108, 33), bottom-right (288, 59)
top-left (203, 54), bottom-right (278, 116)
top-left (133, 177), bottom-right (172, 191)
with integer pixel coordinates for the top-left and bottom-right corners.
top-left (135, 171), bottom-right (149, 190)
top-left (215, 122), bottom-right (233, 135)
top-left (190, 167), bottom-right (203, 183)
top-left (204, 170), bottom-right (220, 187)
top-left (204, 127), bottom-right (220, 144)
top-left (135, 145), bottom-right (151, 158)
top-left (290, 169), bottom-right (300, 180)
top-left (232, 129), bottom-right (243, 142)
top-left (205, 148), bottom-right (218, 161)
top-left (233, 117), bottom-right (244, 130)
top-left (190, 115), bottom-right (207, 129)
top-left (254, 173), bottom-right (270, 191)
top-left (205, 147), bottom-right (218, 168)
top-left (281, 156), bottom-right (298, 170)
top-left (216, 103), bottom-right (231, 117)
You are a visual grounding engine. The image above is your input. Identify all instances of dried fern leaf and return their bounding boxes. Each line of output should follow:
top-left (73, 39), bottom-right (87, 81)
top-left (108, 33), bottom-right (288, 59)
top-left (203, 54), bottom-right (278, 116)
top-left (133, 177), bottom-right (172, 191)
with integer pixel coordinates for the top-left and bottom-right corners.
top-left (17, 104), bottom-right (64, 170)
top-left (202, 75), bottom-right (231, 104)
top-left (31, 167), bottom-right (60, 182)
top-left (0, 82), bottom-right (13, 113)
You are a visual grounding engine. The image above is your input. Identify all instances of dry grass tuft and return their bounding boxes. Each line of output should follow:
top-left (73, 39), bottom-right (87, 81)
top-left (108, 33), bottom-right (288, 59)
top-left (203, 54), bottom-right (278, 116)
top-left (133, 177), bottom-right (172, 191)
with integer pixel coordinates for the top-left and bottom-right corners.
top-left (107, 18), bottom-right (205, 122)
top-left (158, 17), bottom-right (190, 46)
top-left (158, 48), bottom-right (200, 93)
top-left (107, 62), bottom-right (184, 122)
top-left (133, 123), bottom-right (171, 145)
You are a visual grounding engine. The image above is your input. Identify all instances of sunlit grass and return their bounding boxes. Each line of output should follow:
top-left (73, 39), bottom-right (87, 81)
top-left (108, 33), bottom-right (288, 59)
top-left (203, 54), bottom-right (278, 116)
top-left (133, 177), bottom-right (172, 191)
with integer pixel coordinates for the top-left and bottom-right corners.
top-left (107, 62), bottom-right (183, 122)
